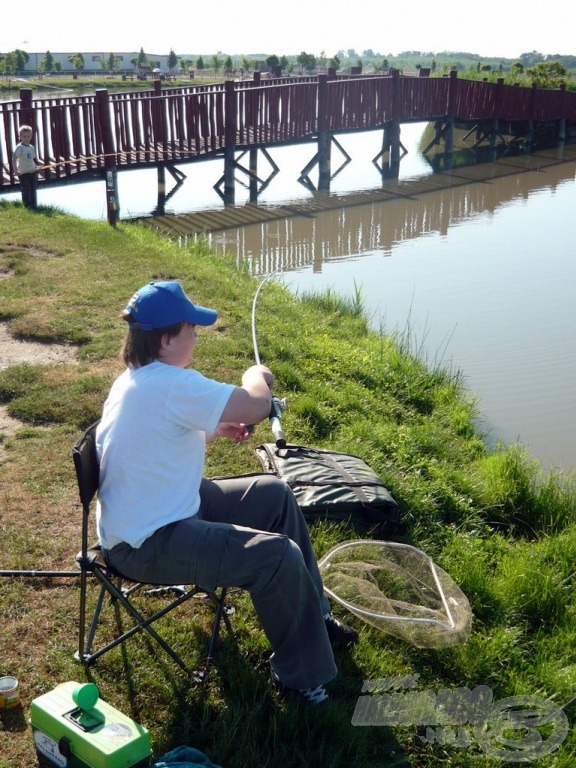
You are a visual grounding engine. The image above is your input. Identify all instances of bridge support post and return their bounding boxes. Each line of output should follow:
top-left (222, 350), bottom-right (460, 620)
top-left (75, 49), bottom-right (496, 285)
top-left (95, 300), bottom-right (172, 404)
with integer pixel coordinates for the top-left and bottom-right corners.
top-left (223, 81), bottom-right (237, 204)
top-left (156, 165), bottom-right (166, 215)
top-left (95, 89), bottom-right (120, 226)
top-left (558, 84), bottom-right (566, 145)
top-left (374, 121), bottom-right (401, 178)
top-left (444, 118), bottom-right (454, 157)
top-left (105, 167), bottom-right (120, 225)
top-left (317, 131), bottom-right (332, 190)
top-left (249, 149), bottom-right (258, 201)
top-left (317, 75), bottom-right (331, 190)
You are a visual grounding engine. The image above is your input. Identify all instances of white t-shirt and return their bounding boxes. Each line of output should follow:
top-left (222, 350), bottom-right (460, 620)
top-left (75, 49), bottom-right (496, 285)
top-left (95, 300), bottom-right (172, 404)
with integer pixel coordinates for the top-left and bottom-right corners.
top-left (13, 142), bottom-right (37, 174)
top-left (95, 361), bottom-right (235, 549)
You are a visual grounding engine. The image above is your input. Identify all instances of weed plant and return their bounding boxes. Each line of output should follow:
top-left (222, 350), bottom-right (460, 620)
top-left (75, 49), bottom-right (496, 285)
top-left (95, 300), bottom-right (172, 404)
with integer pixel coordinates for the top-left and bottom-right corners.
top-left (0, 201), bottom-right (574, 767)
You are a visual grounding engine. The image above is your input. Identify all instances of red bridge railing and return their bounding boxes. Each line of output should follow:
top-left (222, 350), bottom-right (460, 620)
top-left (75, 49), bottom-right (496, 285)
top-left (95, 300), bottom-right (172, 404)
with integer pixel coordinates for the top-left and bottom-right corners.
top-left (1, 71), bottom-right (575, 192)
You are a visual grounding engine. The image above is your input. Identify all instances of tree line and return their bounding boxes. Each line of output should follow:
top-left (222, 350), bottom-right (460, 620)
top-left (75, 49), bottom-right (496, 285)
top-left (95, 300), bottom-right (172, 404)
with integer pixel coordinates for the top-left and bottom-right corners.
top-left (1, 46), bottom-right (575, 90)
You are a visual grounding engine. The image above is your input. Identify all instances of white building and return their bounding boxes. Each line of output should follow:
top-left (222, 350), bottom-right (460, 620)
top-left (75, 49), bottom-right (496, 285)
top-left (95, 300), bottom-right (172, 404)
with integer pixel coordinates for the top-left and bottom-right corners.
top-left (20, 52), bottom-right (175, 74)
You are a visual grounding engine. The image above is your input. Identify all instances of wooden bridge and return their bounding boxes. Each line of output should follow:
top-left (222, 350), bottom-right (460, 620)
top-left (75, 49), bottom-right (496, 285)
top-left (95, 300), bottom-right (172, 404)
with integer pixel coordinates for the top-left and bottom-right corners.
top-left (1, 70), bottom-right (575, 223)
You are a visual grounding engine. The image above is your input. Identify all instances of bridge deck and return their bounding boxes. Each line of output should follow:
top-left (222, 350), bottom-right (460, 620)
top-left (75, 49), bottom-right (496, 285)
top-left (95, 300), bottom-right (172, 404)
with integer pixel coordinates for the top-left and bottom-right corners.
top-left (3, 73), bottom-right (575, 202)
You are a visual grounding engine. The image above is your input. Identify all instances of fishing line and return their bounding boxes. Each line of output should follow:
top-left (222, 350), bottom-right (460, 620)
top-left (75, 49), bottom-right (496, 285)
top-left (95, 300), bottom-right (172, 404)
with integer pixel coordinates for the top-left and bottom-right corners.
top-left (251, 271), bottom-right (279, 366)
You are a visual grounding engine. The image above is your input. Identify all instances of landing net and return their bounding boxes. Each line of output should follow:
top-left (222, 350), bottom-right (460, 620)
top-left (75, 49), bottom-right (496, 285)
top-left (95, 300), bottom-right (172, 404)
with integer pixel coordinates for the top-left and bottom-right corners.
top-left (318, 540), bottom-right (472, 648)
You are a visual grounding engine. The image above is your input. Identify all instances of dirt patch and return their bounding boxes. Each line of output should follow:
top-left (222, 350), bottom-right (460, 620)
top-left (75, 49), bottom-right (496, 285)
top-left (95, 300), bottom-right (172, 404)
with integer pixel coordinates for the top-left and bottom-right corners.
top-left (0, 323), bottom-right (78, 369)
top-left (0, 322), bottom-right (78, 460)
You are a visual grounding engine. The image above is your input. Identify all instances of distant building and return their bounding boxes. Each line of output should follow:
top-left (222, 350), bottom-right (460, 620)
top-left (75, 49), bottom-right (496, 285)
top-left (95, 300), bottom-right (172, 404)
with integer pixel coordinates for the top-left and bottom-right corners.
top-left (19, 52), bottom-right (174, 75)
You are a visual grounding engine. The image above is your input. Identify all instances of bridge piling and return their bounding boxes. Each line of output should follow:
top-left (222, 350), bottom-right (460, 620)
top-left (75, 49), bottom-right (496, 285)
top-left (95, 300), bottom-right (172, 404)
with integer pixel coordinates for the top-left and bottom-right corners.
top-left (223, 81), bottom-right (237, 204)
top-left (249, 149), bottom-right (258, 201)
top-left (317, 75), bottom-right (331, 190)
top-left (156, 165), bottom-right (166, 215)
top-left (95, 89), bottom-right (119, 226)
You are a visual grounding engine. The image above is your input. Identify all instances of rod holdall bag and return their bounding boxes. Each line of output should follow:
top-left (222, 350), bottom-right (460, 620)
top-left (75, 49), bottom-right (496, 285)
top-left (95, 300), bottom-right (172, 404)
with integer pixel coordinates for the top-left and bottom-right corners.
top-left (255, 443), bottom-right (401, 533)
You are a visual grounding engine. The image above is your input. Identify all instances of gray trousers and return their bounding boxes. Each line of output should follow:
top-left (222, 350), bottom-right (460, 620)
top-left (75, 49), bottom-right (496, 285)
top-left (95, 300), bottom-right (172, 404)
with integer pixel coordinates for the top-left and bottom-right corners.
top-left (104, 474), bottom-right (337, 689)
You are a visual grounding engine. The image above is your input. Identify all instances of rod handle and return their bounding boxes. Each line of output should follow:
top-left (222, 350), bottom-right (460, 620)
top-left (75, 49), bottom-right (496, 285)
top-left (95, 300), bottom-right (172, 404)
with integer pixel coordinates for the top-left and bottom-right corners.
top-left (269, 396), bottom-right (287, 448)
top-left (270, 416), bottom-right (286, 448)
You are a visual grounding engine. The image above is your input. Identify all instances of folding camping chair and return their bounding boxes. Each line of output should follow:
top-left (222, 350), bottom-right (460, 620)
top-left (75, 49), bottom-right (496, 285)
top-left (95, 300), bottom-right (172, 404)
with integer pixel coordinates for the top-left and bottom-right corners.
top-left (72, 421), bottom-right (232, 682)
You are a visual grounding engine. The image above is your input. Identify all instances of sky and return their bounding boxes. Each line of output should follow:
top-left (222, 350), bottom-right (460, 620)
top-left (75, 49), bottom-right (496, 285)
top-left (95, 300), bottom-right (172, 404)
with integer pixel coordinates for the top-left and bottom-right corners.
top-left (3, 0), bottom-right (575, 60)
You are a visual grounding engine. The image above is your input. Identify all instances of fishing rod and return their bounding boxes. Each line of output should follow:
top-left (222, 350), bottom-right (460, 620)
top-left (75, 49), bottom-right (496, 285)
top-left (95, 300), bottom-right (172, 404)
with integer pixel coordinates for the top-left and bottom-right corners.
top-left (34, 146), bottom-right (188, 172)
top-left (251, 272), bottom-right (287, 449)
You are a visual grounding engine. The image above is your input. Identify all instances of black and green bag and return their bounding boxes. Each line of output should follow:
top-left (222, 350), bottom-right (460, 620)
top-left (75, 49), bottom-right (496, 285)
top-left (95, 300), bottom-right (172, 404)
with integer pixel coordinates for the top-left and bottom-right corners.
top-left (255, 443), bottom-right (400, 533)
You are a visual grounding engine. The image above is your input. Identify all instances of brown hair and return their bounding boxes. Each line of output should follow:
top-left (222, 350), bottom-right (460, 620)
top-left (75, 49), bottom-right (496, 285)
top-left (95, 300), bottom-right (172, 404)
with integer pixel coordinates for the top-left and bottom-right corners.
top-left (120, 310), bottom-right (183, 368)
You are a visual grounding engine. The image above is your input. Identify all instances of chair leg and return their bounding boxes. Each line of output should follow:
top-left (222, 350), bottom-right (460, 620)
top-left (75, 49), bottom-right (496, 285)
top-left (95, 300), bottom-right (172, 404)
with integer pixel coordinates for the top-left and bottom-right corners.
top-left (75, 577), bottom-right (111, 664)
top-left (192, 588), bottom-right (231, 684)
top-left (76, 570), bottom-right (232, 679)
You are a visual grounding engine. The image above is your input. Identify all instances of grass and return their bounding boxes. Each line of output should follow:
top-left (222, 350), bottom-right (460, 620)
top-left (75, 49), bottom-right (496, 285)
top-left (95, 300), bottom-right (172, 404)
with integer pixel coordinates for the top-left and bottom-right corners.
top-left (0, 73), bottom-right (223, 96)
top-left (0, 200), bottom-right (575, 767)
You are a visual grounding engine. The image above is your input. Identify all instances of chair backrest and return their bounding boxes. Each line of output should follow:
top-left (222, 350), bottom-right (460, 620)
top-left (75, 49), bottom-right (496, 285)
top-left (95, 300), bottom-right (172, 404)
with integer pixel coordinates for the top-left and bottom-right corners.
top-left (73, 420), bottom-right (101, 510)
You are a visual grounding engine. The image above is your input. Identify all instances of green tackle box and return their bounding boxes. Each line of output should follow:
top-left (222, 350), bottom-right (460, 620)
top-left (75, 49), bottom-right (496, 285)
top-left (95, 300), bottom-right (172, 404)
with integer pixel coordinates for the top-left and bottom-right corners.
top-left (30, 681), bottom-right (151, 768)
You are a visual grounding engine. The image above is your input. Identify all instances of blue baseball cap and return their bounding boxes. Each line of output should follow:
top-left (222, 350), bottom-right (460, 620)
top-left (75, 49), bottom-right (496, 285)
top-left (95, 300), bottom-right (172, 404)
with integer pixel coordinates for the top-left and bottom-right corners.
top-left (125, 281), bottom-right (218, 330)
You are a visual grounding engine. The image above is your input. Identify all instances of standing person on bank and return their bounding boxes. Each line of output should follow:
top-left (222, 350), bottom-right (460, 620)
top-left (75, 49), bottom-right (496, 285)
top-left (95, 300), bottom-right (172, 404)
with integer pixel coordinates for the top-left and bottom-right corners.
top-left (13, 124), bottom-right (41, 209)
top-left (95, 281), bottom-right (357, 704)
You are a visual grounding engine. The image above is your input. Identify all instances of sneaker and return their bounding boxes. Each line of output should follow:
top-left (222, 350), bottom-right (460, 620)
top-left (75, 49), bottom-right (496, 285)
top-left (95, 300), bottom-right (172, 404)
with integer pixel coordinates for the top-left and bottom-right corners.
top-left (324, 613), bottom-right (359, 648)
top-left (271, 669), bottom-right (330, 704)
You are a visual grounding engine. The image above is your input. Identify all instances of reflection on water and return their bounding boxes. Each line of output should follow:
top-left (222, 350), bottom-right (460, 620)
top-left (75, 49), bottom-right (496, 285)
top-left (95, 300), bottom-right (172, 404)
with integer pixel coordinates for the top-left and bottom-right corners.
top-left (206, 137), bottom-right (576, 474)
top-left (210, 149), bottom-right (572, 274)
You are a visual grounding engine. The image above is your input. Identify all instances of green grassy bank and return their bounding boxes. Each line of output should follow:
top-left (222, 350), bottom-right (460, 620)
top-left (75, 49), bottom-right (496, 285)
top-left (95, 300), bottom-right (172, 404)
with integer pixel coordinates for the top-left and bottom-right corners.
top-left (0, 74), bottom-right (221, 96)
top-left (0, 200), bottom-right (575, 767)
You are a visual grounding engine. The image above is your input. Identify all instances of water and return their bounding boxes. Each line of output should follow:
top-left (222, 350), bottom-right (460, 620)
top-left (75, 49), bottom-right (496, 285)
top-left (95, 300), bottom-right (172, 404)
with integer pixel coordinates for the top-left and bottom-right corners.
top-left (2, 122), bottom-right (575, 472)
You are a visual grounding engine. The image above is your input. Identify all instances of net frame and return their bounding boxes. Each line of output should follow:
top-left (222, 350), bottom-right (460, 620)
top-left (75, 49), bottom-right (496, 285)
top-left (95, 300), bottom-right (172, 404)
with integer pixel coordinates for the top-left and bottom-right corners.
top-left (318, 540), bottom-right (472, 647)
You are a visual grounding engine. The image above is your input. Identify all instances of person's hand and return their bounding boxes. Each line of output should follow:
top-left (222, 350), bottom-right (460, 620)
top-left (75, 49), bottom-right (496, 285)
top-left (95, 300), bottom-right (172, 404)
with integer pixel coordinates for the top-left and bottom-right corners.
top-left (212, 422), bottom-right (254, 442)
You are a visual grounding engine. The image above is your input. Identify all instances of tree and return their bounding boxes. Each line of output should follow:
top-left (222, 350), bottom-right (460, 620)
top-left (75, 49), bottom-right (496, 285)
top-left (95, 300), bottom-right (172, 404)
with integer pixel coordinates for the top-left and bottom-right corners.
top-left (297, 51), bottom-right (316, 72)
top-left (328, 55), bottom-right (341, 70)
top-left (40, 51), bottom-right (55, 74)
top-left (167, 48), bottom-right (178, 72)
top-left (511, 62), bottom-right (524, 77)
top-left (224, 55), bottom-right (234, 73)
top-left (519, 50), bottom-right (544, 68)
top-left (97, 54), bottom-right (119, 73)
top-left (68, 53), bottom-right (85, 73)
top-left (179, 58), bottom-right (194, 74)
top-left (109, 53), bottom-right (120, 73)
top-left (15, 49), bottom-right (30, 73)
top-left (2, 50), bottom-right (28, 75)
top-left (526, 60), bottom-right (568, 88)
top-left (266, 54), bottom-right (280, 69)
top-left (131, 48), bottom-right (148, 76)
top-left (196, 56), bottom-right (205, 70)
top-left (211, 54), bottom-right (221, 74)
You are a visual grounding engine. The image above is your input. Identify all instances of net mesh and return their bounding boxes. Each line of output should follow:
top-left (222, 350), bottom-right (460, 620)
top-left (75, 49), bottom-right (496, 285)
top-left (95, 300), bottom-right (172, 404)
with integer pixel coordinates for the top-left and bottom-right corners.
top-left (318, 540), bottom-right (472, 648)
